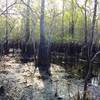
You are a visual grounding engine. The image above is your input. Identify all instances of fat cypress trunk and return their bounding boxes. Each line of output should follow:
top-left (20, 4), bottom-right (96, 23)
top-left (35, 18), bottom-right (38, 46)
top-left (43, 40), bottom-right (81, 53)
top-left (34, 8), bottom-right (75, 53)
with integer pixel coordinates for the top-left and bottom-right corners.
top-left (38, 0), bottom-right (51, 76)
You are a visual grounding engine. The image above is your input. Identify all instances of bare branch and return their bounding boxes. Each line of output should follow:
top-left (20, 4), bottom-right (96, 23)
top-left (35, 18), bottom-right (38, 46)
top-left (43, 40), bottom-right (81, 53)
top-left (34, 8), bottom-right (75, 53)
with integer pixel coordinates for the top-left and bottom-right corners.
top-left (21, 0), bottom-right (39, 19)
top-left (0, 1), bottom-right (17, 16)
top-left (91, 51), bottom-right (100, 62)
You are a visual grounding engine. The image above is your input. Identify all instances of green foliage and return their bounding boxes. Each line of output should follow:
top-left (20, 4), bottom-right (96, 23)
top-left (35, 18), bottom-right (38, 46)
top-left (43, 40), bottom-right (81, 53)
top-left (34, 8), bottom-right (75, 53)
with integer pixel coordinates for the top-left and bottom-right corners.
top-left (0, 0), bottom-right (99, 43)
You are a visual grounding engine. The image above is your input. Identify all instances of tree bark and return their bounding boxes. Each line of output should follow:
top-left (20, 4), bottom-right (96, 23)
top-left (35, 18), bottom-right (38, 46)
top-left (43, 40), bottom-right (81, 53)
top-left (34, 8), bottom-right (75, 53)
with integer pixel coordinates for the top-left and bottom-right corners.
top-left (38, 0), bottom-right (51, 76)
top-left (5, 0), bottom-right (9, 54)
top-left (84, 0), bottom-right (88, 43)
top-left (71, 0), bottom-right (74, 38)
top-left (83, 0), bottom-right (98, 99)
top-left (25, 0), bottom-right (30, 42)
top-left (61, 0), bottom-right (64, 41)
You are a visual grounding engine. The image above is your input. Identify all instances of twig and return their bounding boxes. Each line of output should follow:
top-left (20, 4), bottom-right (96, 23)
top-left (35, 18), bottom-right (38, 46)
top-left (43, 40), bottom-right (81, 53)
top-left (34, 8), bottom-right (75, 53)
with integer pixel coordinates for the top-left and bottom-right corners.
top-left (91, 51), bottom-right (100, 62)
top-left (0, 1), bottom-right (17, 16)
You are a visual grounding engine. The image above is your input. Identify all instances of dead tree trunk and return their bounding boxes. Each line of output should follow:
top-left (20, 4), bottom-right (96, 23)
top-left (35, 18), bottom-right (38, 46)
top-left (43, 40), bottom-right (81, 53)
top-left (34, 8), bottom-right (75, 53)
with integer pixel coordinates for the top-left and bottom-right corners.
top-left (5, 0), bottom-right (9, 54)
top-left (83, 0), bottom-right (98, 99)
